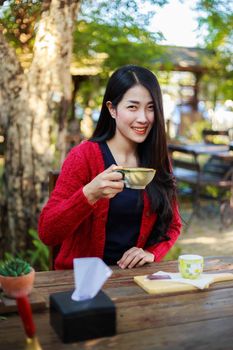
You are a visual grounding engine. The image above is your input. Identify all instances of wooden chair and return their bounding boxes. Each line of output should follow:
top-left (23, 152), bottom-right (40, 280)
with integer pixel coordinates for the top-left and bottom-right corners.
top-left (170, 148), bottom-right (233, 229)
top-left (48, 170), bottom-right (60, 270)
top-left (169, 149), bottom-right (201, 228)
top-left (48, 170), bottom-right (60, 195)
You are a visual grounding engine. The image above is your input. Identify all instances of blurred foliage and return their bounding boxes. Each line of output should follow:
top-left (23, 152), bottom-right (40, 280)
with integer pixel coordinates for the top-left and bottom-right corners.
top-left (72, 0), bottom-right (168, 113)
top-left (0, 0), bottom-right (42, 52)
top-left (73, 20), bottom-right (164, 74)
top-left (0, 0), bottom-right (167, 57)
top-left (182, 119), bottom-right (212, 142)
top-left (72, 1), bottom-right (168, 111)
top-left (0, 251), bottom-right (15, 261)
top-left (80, 0), bottom-right (168, 28)
top-left (195, 1), bottom-right (232, 48)
top-left (73, 19), bottom-right (165, 110)
top-left (163, 245), bottom-right (182, 261)
top-left (0, 0), bottom-right (232, 102)
top-left (0, 229), bottom-right (49, 271)
top-left (0, 0), bottom-right (168, 109)
top-left (27, 229), bottom-right (49, 271)
top-left (195, 1), bottom-right (233, 100)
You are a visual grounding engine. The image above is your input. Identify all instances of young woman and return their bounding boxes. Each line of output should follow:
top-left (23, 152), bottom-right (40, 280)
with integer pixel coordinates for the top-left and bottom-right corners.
top-left (38, 65), bottom-right (182, 269)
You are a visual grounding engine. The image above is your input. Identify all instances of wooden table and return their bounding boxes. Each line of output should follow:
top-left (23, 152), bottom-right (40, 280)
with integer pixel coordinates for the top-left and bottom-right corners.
top-left (1, 256), bottom-right (233, 350)
top-left (168, 143), bottom-right (229, 156)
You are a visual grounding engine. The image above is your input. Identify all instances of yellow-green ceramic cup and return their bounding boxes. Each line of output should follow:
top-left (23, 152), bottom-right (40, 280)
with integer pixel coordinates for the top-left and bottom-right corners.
top-left (115, 167), bottom-right (156, 189)
top-left (178, 254), bottom-right (204, 279)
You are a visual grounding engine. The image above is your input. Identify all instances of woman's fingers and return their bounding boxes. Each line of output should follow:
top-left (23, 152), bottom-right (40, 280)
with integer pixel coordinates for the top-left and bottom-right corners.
top-left (117, 248), bottom-right (154, 269)
top-left (118, 247), bottom-right (144, 269)
top-left (135, 253), bottom-right (153, 267)
top-left (103, 165), bottom-right (124, 181)
top-left (83, 164), bottom-right (124, 203)
top-left (127, 251), bottom-right (145, 269)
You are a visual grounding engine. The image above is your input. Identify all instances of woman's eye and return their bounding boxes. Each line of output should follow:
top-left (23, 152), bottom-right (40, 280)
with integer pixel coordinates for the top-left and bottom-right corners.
top-left (148, 105), bottom-right (154, 110)
top-left (128, 105), bottom-right (137, 110)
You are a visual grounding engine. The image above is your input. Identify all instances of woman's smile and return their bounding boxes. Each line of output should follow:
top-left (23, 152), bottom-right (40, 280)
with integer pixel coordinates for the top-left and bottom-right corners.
top-left (131, 126), bottom-right (148, 135)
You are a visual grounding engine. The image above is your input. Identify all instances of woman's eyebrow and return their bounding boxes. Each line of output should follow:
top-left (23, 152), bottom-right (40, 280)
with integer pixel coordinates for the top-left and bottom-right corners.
top-left (126, 100), bottom-right (153, 104)
top-left (127, 100), bottom-right (140, 104)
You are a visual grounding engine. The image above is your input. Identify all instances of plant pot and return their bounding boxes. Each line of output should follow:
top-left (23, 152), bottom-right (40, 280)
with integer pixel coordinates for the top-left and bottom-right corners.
top-left (0, 268), bottom-right (35, 298)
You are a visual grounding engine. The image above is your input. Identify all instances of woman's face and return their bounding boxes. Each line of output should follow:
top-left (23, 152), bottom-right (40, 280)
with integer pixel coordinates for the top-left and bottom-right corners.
top-left (108, 84), bottom-right (155, 145)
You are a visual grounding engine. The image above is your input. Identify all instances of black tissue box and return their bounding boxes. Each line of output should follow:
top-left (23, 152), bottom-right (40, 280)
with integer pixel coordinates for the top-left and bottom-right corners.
top-left (49, 290), bottom-right (116, 343)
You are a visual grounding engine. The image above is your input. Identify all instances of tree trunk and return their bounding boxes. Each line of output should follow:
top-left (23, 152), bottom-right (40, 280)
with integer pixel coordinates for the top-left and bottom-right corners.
top-left (0, 0), bottom-right (80, 256)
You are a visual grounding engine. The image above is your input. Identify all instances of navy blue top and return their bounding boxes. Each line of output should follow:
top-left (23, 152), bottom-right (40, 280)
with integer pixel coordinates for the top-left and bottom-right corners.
top-left (99, 142), bottom-right (143, 265)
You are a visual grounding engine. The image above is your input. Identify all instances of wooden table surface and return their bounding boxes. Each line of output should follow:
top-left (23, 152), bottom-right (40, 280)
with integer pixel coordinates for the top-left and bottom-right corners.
top-left (1, 256), bottom-right (233, 350)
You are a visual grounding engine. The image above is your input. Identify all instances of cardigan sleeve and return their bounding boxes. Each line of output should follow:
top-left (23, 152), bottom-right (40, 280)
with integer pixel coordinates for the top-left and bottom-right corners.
top-left (38, 143), bottom-right (98, 246)
top-left (146, 200), bottom-right (182, 261)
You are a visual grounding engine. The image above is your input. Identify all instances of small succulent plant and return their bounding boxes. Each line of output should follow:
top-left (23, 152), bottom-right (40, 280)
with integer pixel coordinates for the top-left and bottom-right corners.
top-left (0, 258), bottom-right (31, 277)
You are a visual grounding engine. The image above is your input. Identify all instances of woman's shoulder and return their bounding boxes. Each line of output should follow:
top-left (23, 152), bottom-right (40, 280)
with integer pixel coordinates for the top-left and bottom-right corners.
top-left (69, 140), bottom-right (100, 156)
top-left (64, 140), bottom-right (103, 166)
top-left (61, 140), bottom-right (103, 173)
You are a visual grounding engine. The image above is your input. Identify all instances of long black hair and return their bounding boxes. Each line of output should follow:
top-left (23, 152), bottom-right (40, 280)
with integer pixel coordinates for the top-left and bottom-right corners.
top-left (91, 65), bottom-right (177, 245)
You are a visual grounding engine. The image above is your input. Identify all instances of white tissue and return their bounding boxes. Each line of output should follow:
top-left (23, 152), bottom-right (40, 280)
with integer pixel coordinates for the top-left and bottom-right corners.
top-left (150, 271), bottom-right (215, 290)
top-left (71, 258), bottom-right (113, 301)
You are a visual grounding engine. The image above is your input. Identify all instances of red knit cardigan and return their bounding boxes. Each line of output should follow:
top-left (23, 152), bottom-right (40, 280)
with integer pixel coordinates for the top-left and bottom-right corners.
top-left (38, 141), bottom-right (182, 269)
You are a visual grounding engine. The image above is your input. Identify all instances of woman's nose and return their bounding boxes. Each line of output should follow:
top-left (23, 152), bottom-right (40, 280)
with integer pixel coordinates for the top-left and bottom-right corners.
top-left (136, 109), bottom-right (148, 122)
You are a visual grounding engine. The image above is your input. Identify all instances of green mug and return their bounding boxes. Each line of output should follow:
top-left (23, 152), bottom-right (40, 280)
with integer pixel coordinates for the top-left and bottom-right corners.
top-left (178, 254), bottom-right (204, 279)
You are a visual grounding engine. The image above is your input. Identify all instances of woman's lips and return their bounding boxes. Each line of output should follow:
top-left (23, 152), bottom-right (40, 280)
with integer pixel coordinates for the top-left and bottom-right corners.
top-left (132, 127), bottom-right (147, 135)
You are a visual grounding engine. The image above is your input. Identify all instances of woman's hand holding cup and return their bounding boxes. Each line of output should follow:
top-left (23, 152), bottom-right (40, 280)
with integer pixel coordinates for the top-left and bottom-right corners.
top-left (83, 165), bottom-right (124, 204)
